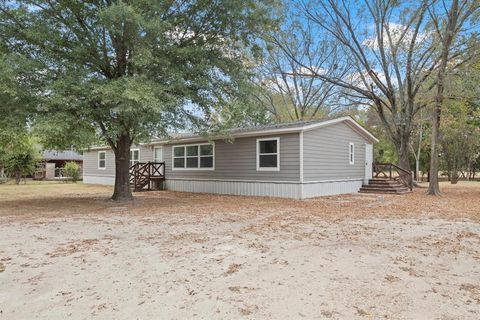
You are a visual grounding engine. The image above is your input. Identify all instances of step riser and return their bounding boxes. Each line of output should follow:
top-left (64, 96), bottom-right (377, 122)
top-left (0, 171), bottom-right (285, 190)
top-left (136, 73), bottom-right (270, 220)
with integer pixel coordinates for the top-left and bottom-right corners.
top-left (359, 190), bottom-right (410, 195)
top-left (369, 180), bottom-right (404, 184)
top-left (360, 188), bottom-right (409, 192)
top-left (361, 177), bottom-right (411, 194)
top-left (360, 187), bottom-right (409, 191)
top-left (368, 183), bottom-right (405, 187)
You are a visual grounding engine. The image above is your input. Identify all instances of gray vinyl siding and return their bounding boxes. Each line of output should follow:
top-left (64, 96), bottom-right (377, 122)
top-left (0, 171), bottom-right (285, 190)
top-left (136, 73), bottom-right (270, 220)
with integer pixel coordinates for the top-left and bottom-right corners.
top-left (303, 122), bottom-right (368, 181)
top-left (164, 133), bottom-right (300, 182)
top-left (83, 144), bottom-right (154, 177)
top-left (83, 149), bottom-right (116, 177)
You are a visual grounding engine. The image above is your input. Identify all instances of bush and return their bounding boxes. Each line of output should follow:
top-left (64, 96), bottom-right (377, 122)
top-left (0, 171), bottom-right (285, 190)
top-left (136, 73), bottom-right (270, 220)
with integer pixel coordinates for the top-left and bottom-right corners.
top-left (2, 137), bottom-right (39, 184)
top-left (63, 161), bottom-right (80, 183)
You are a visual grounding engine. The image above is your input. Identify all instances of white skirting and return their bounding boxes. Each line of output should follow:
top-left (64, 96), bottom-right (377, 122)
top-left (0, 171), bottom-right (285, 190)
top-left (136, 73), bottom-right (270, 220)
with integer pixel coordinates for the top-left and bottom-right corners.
top-left (81, 175), bottom-right (364, 198)
top-left (83, 175), bottom-right (115, 186)
top-left (165, 179), bottom-right (302, 199)
top-left (165, 178), bottom-right (364, 199)
top-left (301, 179), bottom-right (364, 198)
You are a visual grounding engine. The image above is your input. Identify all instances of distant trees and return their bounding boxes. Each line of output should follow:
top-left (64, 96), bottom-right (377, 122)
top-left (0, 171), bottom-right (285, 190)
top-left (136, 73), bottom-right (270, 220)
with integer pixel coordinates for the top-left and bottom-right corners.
top-left (0, 134), bottom-right (39, 184)
top-left (441, 118), bottom-right (480, 183)
top-left (263, 0), bottom-right (479, 194)
top-left (427, 0), bottom-right (479, 195)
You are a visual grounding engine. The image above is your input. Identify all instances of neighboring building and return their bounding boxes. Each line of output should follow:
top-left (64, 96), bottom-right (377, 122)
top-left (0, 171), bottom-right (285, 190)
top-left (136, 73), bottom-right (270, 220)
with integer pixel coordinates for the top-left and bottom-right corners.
top-left (35, 148), bottom-right (83, 180)
top-left (83, 116), bottom-right (378, 199)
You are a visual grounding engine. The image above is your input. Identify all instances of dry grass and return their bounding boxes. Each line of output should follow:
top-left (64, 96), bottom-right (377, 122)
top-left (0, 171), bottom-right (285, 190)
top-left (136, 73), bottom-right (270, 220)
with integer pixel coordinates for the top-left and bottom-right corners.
top-left (1, 181), bottom-right (480, 319)
top-left (0, 181), bottom-right (479, 223)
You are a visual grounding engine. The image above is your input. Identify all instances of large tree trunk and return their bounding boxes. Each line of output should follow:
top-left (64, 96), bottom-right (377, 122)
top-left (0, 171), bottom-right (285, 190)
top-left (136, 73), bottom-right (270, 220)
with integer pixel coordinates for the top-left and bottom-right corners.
top-left (427, 0), bottom-right (459, 196)
top-left (428, 104), bottom-right (441, 194)
top-left (111, 133), bottom-right (133, 201)
top-left (398, 145), bottom-right (411, 171)
top-left (395, 131), bottom-right (412, 171)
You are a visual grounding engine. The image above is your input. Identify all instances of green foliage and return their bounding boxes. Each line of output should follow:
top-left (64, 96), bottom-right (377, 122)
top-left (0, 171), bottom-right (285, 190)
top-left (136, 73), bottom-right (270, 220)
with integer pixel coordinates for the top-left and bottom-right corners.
top-left (33, 114), bottom-right (99, 151)
top-left (440, 101), bottom-right (480, 183)
top-left (63, 161), bottom-right (81, 183)
top-left (0, 134), bottom-right (40, 184)
top-left (360, 108), bottom-right (398, 163)
top-left (0, 0), bottom-right (279, 147)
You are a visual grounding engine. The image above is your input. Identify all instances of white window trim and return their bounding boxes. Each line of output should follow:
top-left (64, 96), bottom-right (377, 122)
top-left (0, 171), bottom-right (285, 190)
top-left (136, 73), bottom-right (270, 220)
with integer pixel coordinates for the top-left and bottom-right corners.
top-left (256, 137), bottom-right (280, 171)
top-left (172, 142), bottom-right (215, 171)
top-left (349, 142), bottom-right (355, 165)
top-left (130, 148), bottom-right (140, 167)
top-left (153, 146), bottom-right (163, 162)
top-left (98, 151), bottom-right (106, 170)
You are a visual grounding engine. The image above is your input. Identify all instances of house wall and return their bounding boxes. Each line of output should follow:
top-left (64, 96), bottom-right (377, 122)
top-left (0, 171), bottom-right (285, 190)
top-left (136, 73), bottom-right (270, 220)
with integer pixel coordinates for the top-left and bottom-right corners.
top-left (163, 133), bottom-right (301, 182)
top-left (303, 122), bottom-right (369, 182)
top-left (82, 144), bottom-right (154, 185)
top-left (82, 122), bottom-right (374, 199)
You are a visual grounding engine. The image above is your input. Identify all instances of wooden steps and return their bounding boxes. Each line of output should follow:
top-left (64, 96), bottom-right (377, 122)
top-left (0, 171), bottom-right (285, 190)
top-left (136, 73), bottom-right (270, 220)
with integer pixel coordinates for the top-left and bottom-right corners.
top-left (129, 161), bottom-right (165, 192)
top-left (359, 178), bottom-right (411, 195)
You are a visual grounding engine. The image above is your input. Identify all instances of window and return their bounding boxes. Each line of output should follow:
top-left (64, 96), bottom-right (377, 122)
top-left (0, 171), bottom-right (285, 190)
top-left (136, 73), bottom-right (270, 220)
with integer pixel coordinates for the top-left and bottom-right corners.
top-left (257, 138), bottom-right (280, 171)
top-left (98, 151), bottom-right (106, 169)
top-left (153, 146), bottom-right (163, 162)
top-left (349, 143), bottom-right (355, 165)
top-left (172, 143), bottom-right (214, 170)
top-left (130, 149), bottom-right (140, 167)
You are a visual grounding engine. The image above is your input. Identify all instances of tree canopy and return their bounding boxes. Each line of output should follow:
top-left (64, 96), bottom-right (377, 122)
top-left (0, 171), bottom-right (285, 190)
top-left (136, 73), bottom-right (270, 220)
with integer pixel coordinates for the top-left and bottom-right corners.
top-left (0, 0), bottom-right (279, 200)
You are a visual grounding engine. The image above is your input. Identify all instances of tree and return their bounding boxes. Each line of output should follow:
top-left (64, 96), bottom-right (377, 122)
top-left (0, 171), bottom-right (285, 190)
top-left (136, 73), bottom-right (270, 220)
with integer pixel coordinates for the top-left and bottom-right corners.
top-left (0, 134), bottom-right (39, 184)
top-left (440, 118), bottom-right (480, 184)
top-left (275, 0), bottom-right (476, 171)
top-left (427, 0), bottom-right (479, 195)
top-left (257, 23), bottom-right (350, 121)
top-left (437, 46), bottom-right (480, 184)
top-left (0, 0), bottom-right (278, 201)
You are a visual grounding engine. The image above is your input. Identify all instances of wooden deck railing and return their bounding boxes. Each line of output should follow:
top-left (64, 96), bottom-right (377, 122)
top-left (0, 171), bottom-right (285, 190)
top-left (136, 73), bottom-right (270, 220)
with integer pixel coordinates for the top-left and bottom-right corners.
top-left (373, 162), bottom-right (413, 191)
top-left (129, 161), bottom-right (165, 191)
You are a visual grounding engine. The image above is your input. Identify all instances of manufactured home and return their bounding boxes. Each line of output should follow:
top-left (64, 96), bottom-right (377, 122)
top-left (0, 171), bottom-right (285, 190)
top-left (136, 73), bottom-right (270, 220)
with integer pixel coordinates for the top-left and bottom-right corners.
top-left (83, 116), bottom-right (379, 199)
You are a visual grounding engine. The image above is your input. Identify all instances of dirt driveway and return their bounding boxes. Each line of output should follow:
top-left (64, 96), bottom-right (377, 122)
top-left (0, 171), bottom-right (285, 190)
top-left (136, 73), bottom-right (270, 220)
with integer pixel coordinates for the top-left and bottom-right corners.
top-left (0, 182), bottom-right (479, 319)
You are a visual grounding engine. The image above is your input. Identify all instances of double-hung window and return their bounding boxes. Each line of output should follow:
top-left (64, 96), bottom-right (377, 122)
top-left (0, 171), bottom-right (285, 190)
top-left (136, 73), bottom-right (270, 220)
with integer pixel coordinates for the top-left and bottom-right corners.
top-left (349, 142), bottom-right (355, 165)
top-left (257, 137), bottom-right (280, 171)
top-left (130, 149), bottom-right (140, 167)
top-left (98, 151), bottom-right (106, 169)
top-left (173, 143), bottom-right (214, 170)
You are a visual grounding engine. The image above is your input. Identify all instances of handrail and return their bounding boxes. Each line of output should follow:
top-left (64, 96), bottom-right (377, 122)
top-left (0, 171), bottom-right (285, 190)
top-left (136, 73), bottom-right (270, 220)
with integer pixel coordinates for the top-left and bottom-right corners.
top-left (374, 162), bottom-right (410, 176)
top-left (129, 161), bottom-right (165, 191)
top-left (373, 162), bottom-right (413, 191)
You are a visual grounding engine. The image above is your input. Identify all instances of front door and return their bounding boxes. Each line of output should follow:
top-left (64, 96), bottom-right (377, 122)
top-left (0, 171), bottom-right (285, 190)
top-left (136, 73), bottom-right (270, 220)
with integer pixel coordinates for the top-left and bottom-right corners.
top-left (365, 143), bottom-right (373, 182)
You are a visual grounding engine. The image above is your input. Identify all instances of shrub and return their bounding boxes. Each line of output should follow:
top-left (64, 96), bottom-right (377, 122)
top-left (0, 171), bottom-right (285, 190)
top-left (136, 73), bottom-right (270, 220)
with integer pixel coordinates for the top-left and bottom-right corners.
top-left (63, 161), bottom-right (80, 183)
top-left (2, 137), bottom-right (39, 184)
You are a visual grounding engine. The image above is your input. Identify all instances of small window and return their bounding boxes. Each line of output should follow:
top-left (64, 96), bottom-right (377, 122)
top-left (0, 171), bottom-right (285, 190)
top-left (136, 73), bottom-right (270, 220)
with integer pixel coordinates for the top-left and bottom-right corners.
top-left (257, 138), bottom-right (280, 171)
top-left (173, 143), bottom-right (214, 170)
top-left (349, 143), bottom-right (355, 165)
top-left (98, 151), bottom-right (106, 169)
top-left (153, 147), bottom-right (163, 162)
top-left (130, 149), bottom-right (140, 167)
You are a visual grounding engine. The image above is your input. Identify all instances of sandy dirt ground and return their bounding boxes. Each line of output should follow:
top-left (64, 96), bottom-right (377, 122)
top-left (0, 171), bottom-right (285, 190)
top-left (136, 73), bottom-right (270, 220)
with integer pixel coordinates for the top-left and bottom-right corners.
top-left (0, 182), bottom-right (479, 319)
